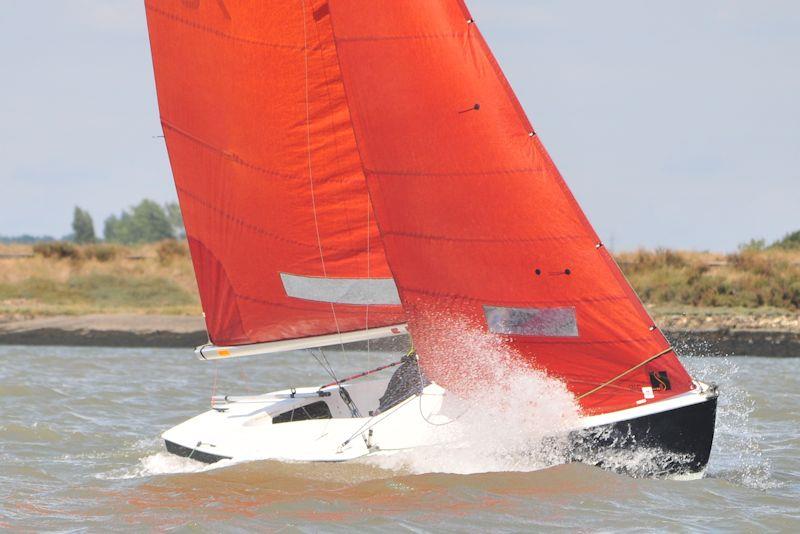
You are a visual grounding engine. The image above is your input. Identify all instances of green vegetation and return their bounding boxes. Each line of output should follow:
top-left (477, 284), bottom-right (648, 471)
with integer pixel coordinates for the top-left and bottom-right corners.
top-left (165, 202), bottom-right (186, 239)
top-left (738, 230), bottom-right (800, 252)
top-left (104, 199), bottom-right (177, 244)
top-left (0, 234), bottom-right (56, 244)
top-left (2, 198), bottom-right (186, 245)
top-left (773, 230), bottom-right (800, 250)
top-left (71, 206), bottom-right (96, 244)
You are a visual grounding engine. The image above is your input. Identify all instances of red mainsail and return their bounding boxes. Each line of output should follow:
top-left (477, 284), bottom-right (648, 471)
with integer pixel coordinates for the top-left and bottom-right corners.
top-left (327, 0), bottom-right (692, 413)
top-left (145, 0), bottom-right (404, 345)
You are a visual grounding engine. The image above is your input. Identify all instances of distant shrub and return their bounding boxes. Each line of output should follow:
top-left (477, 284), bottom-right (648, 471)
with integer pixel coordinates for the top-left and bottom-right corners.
top-left (622, 248), bottom-right (690, 272)
top-left (33, 241), bottom-right (81, 260)
top-left (619, 246), bottom-right (800, 312)
top-left (772, 230), bottom-right (800, 250)
top-left (156, 239), bottom-right (189, 264)
top-left (0, 234), bottom-right (57, 244)
top-left (738, 238), bottom-right (766, 252)
top-left (83, 244), bottom-right (119, 262)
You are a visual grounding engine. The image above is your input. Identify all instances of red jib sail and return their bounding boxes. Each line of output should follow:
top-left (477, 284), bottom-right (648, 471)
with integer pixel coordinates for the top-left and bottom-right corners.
top-left (326, 0), bottom-right (692, 413)
top-left (145, 0), bottom-right (404, 345)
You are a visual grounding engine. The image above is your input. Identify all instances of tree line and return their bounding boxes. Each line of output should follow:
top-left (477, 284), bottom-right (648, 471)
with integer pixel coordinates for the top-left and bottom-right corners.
top-left (70, 200), bottom-right (185, 244)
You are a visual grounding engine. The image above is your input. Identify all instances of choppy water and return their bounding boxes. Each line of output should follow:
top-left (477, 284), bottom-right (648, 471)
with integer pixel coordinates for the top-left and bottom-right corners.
top-left (1, 345), bottom-right (798, 531)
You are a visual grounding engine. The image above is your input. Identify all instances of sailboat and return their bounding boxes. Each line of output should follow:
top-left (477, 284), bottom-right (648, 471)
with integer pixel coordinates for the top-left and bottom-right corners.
top-left (144, 0), bottom-right (717, 475)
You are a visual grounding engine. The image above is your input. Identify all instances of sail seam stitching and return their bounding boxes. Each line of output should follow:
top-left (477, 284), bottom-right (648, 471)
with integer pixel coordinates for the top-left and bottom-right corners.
top-left (237, 292), bottom-right (400, 312)
top-left (399, 286), bottom-right (631, 306)
top-left (512, 336), bottom-right (656, 346)
top-left (380, 231), bottom-right (589, 244)
top-left (145, 2), bottom-right (304, 51)
top-left (162, 120), bottom-right (302, 181)
top-left (364, 167), bottom-right (543, 177)
top-left (176, 186), bottom-right (368, 252)
top-left (335, 32), bottom-right (469, 43)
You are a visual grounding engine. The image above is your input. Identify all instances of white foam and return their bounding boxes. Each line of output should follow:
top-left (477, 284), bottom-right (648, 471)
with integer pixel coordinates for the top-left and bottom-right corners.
top-left (685, 356), bottom-right (778, 490)
top-left (365, 316), bottom-right (581, 475)
top-left (97, 451), bottom-right (238, 480)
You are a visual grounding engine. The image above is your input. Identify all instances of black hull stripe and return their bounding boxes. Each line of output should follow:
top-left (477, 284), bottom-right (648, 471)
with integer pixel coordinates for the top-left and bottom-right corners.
top-left (570, 394), bottom-right (718, 475)
top-left (164, 440), bottom-right (231, 464)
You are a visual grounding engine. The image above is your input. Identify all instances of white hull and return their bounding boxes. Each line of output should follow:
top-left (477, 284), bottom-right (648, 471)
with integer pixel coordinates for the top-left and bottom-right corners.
top-left (164, 379), bottom-right (449, 463)
top-left (163, 378), bottom-right (717, 471)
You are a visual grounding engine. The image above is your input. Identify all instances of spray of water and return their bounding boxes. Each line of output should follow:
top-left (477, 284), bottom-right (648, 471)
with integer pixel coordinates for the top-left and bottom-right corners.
top-left (683, 354), bottom-right (777, 490)
top-left (366, 314), bottom-right (582, 474)
top-left (96, 439), bottom-right (236, 480)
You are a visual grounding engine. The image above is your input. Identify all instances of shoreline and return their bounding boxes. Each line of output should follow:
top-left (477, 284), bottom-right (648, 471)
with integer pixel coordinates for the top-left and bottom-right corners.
top-left (0, 314), bottom-right (798, 357)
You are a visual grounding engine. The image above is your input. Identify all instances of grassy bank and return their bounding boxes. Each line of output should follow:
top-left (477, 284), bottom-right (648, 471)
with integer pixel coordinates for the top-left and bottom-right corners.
top-left (617, 248), bottom-right (800, 311)
top-left (0, 242), bottom-right (199, 319)
top-left (1, 242), bottom-right (798, 326)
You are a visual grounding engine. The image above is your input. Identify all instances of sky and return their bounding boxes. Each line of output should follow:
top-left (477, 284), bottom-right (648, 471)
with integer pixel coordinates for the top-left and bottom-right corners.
top-left (1, 1), bottom-right (798, 251)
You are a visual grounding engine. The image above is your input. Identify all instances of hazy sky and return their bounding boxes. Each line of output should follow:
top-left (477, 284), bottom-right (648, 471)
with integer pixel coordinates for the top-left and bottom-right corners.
top-left (1, 1), bottom-right (797, 250)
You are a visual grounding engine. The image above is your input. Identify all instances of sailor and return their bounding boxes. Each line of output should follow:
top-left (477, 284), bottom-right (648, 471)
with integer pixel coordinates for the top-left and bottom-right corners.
top-left (376, 350), bottom-right (430, 414)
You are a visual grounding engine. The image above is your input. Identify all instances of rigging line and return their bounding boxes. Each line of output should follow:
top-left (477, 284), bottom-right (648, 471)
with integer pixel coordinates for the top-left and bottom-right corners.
top-left (209, 363), bottom-right (219, 409)
top-left (339, 393), bottom-right (420, 449)
top-left (577, 346), bottom-right (675, 400)
top-left (308, 348), bottom-right (337, 382)
top-left (318, 346), bottom-right (339, 383)
top-left (317, 359), bottom-right (403, 391)
top-left (318, 350), bottom-right (337, 382)
top-left (300, 0), bottom-right (325, 277)
top-left (365, 202), bottom-right (371, 365)
top-left (310, 345), bottom-right (362, 418)
top-left (413, 352), bottom-right (468, 426)
top-left (299, 0), bottom-right (346, 359)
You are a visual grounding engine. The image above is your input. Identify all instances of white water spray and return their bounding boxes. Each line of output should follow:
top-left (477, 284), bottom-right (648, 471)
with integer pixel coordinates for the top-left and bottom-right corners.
top-left (367, 316), bottom-right (582, 474)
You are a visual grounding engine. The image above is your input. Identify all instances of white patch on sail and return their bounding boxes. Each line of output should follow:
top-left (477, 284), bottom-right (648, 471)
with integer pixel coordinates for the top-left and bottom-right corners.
top-left (280, 273), bottom-right (401, 305)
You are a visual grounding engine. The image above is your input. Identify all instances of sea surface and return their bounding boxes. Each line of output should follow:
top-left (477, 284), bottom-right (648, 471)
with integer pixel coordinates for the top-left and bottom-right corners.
top-left (1, 344), bottom-right (798, 532)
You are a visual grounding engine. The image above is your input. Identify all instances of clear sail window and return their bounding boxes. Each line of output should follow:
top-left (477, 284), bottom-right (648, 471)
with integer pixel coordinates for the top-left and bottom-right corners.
top-left (483, 305), bottom-right (579, 337)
